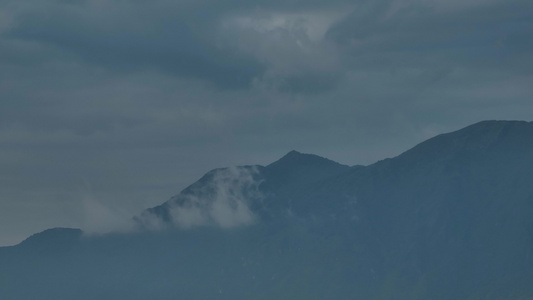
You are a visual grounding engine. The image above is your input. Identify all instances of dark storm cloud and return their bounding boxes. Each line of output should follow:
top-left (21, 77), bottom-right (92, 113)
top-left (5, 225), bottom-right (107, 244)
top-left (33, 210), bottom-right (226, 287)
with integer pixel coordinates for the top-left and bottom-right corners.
top-left (0, 0), bottom-right (532, 245)
top-left (6, 0), bottom-right (263, 88)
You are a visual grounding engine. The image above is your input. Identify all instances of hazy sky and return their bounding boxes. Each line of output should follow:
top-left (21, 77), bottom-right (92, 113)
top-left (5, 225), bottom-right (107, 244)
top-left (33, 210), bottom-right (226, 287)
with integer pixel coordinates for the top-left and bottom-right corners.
top-left (1, 0), bottom-right (532, 245)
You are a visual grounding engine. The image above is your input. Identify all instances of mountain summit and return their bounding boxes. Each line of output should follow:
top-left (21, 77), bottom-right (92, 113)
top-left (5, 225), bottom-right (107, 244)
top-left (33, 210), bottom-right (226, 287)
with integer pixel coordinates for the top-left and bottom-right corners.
top-left (262, 150), bottom-right (349, 189)
top-left (267, 150), bottom-right (345, 169)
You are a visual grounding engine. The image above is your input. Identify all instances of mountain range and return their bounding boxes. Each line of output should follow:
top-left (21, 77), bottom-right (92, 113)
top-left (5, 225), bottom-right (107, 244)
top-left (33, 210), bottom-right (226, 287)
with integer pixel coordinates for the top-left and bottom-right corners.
top-left (1, 120), bottom-right (533, 299)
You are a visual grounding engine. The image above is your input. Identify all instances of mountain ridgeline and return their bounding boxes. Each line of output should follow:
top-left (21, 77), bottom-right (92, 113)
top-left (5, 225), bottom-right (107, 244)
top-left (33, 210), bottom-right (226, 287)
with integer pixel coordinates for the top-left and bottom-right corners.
top-left (2, 120), bottom-right (533, 299)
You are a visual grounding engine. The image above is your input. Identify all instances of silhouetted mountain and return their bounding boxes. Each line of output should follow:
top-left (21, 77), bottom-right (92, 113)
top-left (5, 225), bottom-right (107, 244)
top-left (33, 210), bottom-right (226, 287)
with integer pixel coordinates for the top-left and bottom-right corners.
top-left (2, 120), bottom-right (533, 300)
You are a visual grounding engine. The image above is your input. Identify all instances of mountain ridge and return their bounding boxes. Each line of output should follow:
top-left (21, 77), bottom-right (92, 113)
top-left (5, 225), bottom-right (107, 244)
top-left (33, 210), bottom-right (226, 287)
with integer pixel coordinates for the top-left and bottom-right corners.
top-left (2, 120), bottom-right (533, 300)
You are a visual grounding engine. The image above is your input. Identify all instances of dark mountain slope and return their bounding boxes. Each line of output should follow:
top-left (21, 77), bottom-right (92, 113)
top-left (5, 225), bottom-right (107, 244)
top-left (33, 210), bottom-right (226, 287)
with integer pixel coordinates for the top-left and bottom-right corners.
top-left (295, 120), bottom-right (533, 298)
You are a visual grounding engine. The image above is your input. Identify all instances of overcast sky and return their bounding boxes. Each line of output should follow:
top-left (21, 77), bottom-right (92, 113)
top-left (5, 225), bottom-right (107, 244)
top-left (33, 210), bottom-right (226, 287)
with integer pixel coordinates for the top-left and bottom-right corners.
top-left (1, 0), bottom-right (532, 245)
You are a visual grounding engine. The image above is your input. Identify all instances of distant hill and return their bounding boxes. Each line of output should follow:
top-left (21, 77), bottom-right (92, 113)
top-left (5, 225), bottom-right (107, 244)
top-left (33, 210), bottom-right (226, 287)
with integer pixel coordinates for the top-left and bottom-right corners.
top-left (1, 120), bottom-right (533, 300)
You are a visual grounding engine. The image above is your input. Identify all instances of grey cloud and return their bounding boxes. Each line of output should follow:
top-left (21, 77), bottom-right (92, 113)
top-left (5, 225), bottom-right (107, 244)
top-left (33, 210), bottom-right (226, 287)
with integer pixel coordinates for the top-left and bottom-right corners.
top-left (6, 1), bottom-right (264, 88)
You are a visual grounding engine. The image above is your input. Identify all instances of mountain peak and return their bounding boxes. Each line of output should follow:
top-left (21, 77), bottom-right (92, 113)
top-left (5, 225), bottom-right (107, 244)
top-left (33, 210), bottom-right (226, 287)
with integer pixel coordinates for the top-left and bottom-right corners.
top-left (262, 150), bottom-right (350, 189)
top-left (285, 149), bottom-right (303, 156)
top-left (279, 150), bottom-right (306, 160)
top-left (268, 150), bottom-right (343, 168)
